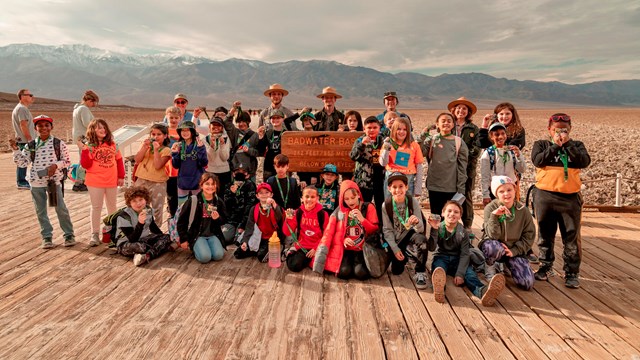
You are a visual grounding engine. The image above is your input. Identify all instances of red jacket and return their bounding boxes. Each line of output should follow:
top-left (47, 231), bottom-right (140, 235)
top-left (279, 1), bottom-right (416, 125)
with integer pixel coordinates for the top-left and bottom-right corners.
top-left (283, 203), bottom-right (327, 251)
top-left (314, 180), bottom-right (379, 275)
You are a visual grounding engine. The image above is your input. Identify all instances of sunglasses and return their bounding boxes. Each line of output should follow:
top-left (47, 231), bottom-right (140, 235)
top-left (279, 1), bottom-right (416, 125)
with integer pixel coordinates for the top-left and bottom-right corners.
top-left (23, 94), bottom-right (34, 98)
top-left (384, 91), bottom-right (397, 97)
top-left (175, 100), bottom-right (187, 105)
top-left (550, 114), bottom-right (571, 123)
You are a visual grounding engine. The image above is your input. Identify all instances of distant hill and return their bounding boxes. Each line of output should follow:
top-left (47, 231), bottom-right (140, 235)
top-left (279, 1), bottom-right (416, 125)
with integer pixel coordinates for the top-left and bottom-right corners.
top-left (1, 43), bottom-right (639, 109)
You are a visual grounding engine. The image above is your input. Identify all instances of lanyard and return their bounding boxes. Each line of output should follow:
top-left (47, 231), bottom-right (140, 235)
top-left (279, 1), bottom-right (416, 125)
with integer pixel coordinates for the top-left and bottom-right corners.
top-left (276, 177), bottom-right (290, 207)
top-left (35, 136), bottom-right (50, 151)
top-left (392, 198), bottom-right (409, 225)
top-left (493, 146), bottom-right (510, 166)
top-left (498, 204), bottom-right (516, 223)
top-left (438, 222), bottom-right (456, 241)
top-left (180, 140), bottom-right (197, 160)
top-left (558, 148), bottom-right (569, 181)
top-left (270, 129), bottom-right (284, 144)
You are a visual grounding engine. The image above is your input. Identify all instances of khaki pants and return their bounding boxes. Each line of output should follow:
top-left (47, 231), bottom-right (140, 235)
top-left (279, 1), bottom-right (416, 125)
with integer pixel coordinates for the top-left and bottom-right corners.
top-left (135, 178), bottom-right (168, 225)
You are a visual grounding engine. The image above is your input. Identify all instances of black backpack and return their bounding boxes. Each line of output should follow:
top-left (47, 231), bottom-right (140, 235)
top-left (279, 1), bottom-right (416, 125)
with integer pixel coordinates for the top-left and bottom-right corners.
top-left (384, 196), bottom-right (427, 235)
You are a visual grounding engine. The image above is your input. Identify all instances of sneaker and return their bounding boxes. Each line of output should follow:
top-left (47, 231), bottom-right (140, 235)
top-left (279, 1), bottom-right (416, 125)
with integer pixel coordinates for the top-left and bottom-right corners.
top-left (17, 184), bottom-right (31, 190)
top-left (527, 253), bottom-right (540, 264)
top-left (41, 238), bottom-right (54, 249)
top-left (432, 267), bottom-right (447, 303)
top-left (565, 273), bottom-right (580, 289)
top-left (484, 262), bottom-right (503, 281)
top-left (414, 272), bottom-right (428, 290)
top-left (63, 237), bottom-right (76, 247)
top-left (88, 233), bottom-right (101, 247)
top-left (534, 264), bottom-right (554, 281)
top-left (133, 253), bottom-right (150, 266)
top-left (481, 273), bottom-right (506, 306)
top-left (72, 183), bottom-right (88, 192)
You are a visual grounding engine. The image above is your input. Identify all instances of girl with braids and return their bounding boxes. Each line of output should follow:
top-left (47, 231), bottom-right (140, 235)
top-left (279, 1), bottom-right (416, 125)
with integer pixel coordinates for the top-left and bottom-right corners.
top-left (170, 121), bottom-right (208, 206)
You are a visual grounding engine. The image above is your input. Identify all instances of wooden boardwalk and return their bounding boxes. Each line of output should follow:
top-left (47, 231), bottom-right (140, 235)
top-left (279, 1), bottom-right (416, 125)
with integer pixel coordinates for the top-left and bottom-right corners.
top-left (1, 152), bottom-right (640, 360)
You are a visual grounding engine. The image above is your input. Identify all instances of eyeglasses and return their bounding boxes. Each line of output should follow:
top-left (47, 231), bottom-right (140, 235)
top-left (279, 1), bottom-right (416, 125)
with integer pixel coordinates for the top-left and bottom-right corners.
top-left (550, 114), bottom-right (571, 123)
top-left (175, 100), bottom-right (187, 105)
top-left (23, 94), bottom-right (34, 98)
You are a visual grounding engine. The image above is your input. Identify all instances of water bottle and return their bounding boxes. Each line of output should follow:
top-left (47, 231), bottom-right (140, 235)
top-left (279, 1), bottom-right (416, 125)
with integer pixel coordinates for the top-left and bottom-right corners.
top-left (268, 232), bottom-right (281, 268)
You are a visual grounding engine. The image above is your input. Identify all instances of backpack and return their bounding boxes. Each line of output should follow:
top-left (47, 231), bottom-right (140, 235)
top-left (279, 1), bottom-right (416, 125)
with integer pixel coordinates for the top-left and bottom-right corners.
top-left (294, 207), bottom-right (326, 240)
top-left (230, 129), bottom-right (255, 159)
top-left (427, 135), bottom-right (462, 162)
top-left (168, 195), bottom-right (198, 245)
top-left (28, 137), bottom-right (68, 190)
top-left (486, 146), bottom-right (519, 177)
top-left (384, 196), bottom-right (428, 236)
top-left (101, 207), bottom-right (130, 246)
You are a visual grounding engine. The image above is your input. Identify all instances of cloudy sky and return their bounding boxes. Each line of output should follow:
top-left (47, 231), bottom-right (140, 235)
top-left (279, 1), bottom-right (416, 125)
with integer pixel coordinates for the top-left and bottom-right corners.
top-left (2, 0), bottom-right (639, 84)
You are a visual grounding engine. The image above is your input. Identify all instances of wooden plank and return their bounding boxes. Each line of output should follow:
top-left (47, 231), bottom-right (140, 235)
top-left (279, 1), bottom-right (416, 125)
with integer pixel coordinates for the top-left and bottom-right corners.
top-left (344, 277), bottom-right (387, 359)
top-left (286, 270), bottom-right (325, 359)
top-left (321, 276), bottom-right (353, 359)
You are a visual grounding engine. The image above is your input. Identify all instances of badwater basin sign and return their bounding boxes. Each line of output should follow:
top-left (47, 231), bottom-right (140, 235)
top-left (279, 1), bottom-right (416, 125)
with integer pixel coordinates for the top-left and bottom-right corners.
top-left (281, 131), bottom-right (361, 173)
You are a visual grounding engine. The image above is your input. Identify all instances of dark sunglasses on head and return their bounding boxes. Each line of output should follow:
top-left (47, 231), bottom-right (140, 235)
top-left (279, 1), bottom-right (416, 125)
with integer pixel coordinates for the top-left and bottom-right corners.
top-left (175, 100), bottom-right (187, 105)
top-left (384, 91), bottom-right (397, 97)
top-left (550, 114), bottom-right (571, 123)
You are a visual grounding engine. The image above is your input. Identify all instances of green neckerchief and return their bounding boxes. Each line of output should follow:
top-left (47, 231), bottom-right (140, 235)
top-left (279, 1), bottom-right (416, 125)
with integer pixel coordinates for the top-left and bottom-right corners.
top-left (434, 132), bottom-right (452, 145)
top-left (558, 148), bottom-right (569, 182)
top-left (439, 222), bottom-right (457, 241)
top-left (201, 193), bottom-right (216, 216)
top-left (392, 197), bottom-right (409, 225)
top-left (493, 145), bottom-right (510, 166)
top-left (390, 138), bottom-right (406, 151)
top-left (270, 128), bottom-right (284, 144)
top-left (369, 136), bottom-right (379, 150)
top-left (276, 176), bottom-right (290, 207)
top-left (498, 204), bottom-right (516, 223)
top-left (180, 140), bottom-right (198, 160)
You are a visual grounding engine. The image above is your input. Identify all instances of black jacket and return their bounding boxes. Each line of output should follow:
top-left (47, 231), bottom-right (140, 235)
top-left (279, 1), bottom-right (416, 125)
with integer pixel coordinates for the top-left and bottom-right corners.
top-left (177, 195), bottom-right (227, 250)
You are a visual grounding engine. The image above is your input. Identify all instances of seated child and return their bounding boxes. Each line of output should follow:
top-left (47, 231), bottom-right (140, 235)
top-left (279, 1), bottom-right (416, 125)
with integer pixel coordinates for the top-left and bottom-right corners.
top-left (381, 172), bottom-right (429, 289)
top-left (380, 117), bottom-right (424, 198)
top-left (317, 164), bottom-right (340, 216)
top-left (429, 201), bottom-right (505, 306)
top-left (283, 186), bottom-right (329, 272)
top-left (222, 162), bottom-right (257, 245)
top-left (350, 116), bottom-right (385, 220)
top-left (480, 122), bottom-right (525, 205)
top-left (177, 173), bottom-right (227, 264)
top-left (115, 186), bottom-right (174, 266)
top-left (234, 183), bottom-right (284, 262)
top-left (478, 176), bottom-right (536, 290)
top-left (266, 154), bottom-right (301, 211)
top-left (313, 180), bottom-right (379, 280)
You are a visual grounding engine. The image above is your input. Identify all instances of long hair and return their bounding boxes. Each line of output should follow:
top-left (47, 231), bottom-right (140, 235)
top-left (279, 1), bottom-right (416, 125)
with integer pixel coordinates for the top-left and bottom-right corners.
top-left (494, 102), bottom-right (523, 139)
top-left (86, 119), bottom-right (114, 145)
top-left (344, 110), bottom-right (363, 131)
top-left (390, 117), bottom-right (412, 147)
top-left (150, 123), bottom-right (170, 146)
top-left (199, 173), bottom-right (220, 194)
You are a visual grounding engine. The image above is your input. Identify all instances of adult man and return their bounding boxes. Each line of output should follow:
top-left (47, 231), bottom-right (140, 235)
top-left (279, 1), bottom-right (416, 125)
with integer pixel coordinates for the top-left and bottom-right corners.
top-left (72, 90), bottom-right (99, 192)
top-left (376, 91), bottom-right (411, 124)
top-left (313, 86), bottom-right (344, 131)
top-left (258, 84), bottom-right (294, 130)
top-left (12, 89), bottom-right (36, 190)
top-left (164, 93), bottom-right (200, 125)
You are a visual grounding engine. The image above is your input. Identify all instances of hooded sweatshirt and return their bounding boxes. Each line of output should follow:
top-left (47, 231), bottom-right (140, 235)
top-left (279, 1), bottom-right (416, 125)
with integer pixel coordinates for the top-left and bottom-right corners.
top-left (313, 180), bottom-right (379, 275)
top-left (283, 202), bottom-right (327, 251)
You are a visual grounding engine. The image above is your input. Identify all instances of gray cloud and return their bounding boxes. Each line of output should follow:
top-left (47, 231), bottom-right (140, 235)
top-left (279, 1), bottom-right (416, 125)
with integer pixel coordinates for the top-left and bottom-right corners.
top-left (2, 0), bottom-right (638, 83)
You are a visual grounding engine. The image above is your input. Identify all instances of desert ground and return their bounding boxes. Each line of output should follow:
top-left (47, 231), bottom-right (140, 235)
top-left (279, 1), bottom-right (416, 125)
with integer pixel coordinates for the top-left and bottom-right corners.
top-left (2, 107), bottom-right (639, 206)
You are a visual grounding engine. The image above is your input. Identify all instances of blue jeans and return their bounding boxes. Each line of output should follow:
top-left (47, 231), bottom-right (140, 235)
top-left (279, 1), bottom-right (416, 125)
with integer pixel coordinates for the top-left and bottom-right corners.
top-left (383, 171), bottom-right (415, 198)
top-left (31, 185), bottom-right (74, 240)
top-left (432, 254), bottom-right (485, 298)
top-left (16, 143), bottom-right (29, 186)
top-left (193, 235), bottom-right (225, 263)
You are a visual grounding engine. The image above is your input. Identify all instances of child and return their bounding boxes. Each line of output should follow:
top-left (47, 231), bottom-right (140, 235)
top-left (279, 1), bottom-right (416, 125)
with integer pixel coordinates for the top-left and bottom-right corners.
top-left (177, 173), bottom-right (227, 264)
top-left (171, 120), bottom-right (208, 206)
top-left (114, 186), bottom-right (174, 266)
top-left (234, 183), bottom-right (284, 262)
top-left (222, 163), bottom-right (257, 245)
top-left (532, 113), bottom-right (591, 288)
top-left (380, 117), bottom-right (424, 198)
top-left (429, 201), bottom-right (505, 306)
top-left (204, 117), bottom-right (231, 191)
top-left (295, 111), bottom-right (319, 187)
top-left (266, 154), bottom-right (301, 211)
top-left (313, 180), bottom-right (379, 279)
top-left (283, 186), bottom-right (329, 272)
top-left (165, 106), bottom-right (181, 217)
top-left (317, 164), bottom-right (340, 216)
top-left (134, 123), bottom-right (172, 225)
top-left (341, 110), bottom-right (363, 132)
top-left (478, 102), bottom-right (526, 150)
top-left (420, 113), bottom-right (468, 216)
top-left (257, 109), bottom-right (287, 182)
top-left (480, 122), bottom-right (525, 205)
top-left (380, 111), bottom-right (399, 138)
top-left (381, 172), bottom-right (429, 289)
top-left (350, 116), bottom-right (385, 219)
top-left (11, 115), bottom-right (75, 248)
top-left (80, 118), bottom-right (125, 246)
top-left (478, 176), bottom-right (536, 290)
top-left (225, 102), bottom-right (259, 179)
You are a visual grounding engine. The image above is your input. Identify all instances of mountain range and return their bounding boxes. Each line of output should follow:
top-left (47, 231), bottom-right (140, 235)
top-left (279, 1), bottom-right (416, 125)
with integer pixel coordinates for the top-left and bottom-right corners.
top-left (1, 43), bottom-right (639, 109)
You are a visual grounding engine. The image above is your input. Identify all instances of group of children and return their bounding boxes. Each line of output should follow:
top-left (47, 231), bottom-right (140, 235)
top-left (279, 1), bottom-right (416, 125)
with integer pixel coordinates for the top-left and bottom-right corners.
top-left (13, 96), bottom-right (591, 305)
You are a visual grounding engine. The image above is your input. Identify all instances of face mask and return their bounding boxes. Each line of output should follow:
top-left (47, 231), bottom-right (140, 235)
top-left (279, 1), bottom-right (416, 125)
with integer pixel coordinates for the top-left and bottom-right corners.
top-left (234, 173), bottom-right (246, 181)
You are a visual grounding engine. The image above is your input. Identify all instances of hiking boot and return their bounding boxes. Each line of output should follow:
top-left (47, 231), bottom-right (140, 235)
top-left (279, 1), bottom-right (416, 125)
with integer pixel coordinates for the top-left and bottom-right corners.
top-left (88, 233), bottom-right (101, 247)
top-left (527, 253), bottom-right (540, 264)
top-left (481, 273), bottom-right (506, 307)
top-left (565, 273), bottom-right (580, 289)
top-left (72, 183), bottom-right (88, 192)
top-left (432, 267), bottom-right (446, 303)
top-left (414, 272), bottom-right (428, 290)
top-left (41, 238), bottom-right (54, 249)
top-left (133, 253), bottom-right (150, 266)
top-left (534, 264), bottom-right (554, 281)
top-left (484, 262), bottom-right (503, 281)
top-left (63, 237), bottom-right (76, 247)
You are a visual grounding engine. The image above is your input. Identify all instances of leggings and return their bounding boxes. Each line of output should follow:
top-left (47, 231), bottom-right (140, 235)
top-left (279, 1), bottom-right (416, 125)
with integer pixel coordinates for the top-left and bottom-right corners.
top-left (480, 239), bottom-right (534, 290)
top-left (88, 186), bottom-right (118, 234)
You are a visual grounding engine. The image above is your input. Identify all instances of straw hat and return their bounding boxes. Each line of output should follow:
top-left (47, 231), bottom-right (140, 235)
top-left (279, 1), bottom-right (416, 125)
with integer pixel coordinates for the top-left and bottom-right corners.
top-left (263, 84), bottom-right (289, 97)
top-left (316, 86), bottom-right (342, 99)
top-left (447, 97), bottom-right (477, 115)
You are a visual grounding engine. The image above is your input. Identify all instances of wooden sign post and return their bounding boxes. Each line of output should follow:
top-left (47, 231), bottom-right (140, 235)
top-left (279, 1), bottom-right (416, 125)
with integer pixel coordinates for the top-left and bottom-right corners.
top-left (281, 131), bottom-right (362, 173)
